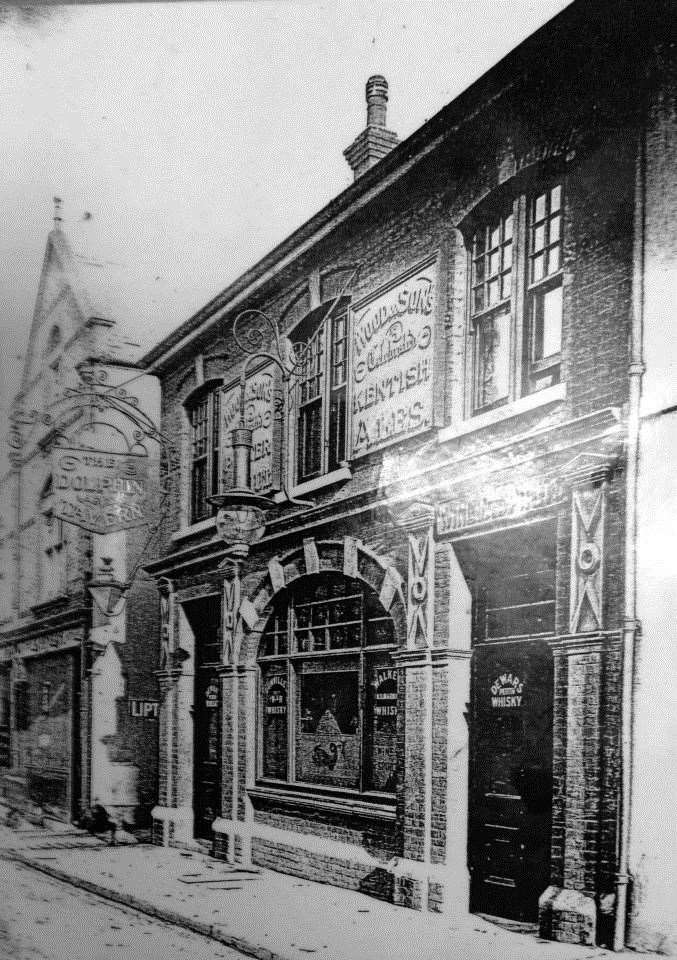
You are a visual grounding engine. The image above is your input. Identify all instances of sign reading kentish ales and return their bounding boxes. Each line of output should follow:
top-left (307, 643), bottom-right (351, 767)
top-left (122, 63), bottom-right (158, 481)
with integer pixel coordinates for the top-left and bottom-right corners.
top-left (52, 448), bottom-right (156, 533)
top-left (349, 258), bottom-right (437, 458)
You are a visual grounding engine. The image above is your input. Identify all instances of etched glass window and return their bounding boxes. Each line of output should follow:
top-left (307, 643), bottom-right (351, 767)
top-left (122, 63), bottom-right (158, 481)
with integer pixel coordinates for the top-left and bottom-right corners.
top-left (258, 572), bottom-right (397, 793)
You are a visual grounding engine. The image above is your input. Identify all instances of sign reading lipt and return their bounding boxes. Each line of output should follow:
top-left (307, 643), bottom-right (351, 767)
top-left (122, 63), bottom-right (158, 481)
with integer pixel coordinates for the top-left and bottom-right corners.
top-left (53, 449), bottom-right (156, 533)
top-left (349, 257), bottom-right (437, 458)
top-left (128, 699), bottom-right (159, 719)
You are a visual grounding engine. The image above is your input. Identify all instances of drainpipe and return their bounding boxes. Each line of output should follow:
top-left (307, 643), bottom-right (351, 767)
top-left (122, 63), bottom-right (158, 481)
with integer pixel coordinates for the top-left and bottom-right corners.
top-left (614, 93), bottom-right (647, 953)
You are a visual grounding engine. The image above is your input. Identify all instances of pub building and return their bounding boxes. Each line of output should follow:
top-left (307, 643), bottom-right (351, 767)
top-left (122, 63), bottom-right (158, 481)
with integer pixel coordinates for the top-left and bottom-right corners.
top-left (141, 1), bottom-right (676, 952)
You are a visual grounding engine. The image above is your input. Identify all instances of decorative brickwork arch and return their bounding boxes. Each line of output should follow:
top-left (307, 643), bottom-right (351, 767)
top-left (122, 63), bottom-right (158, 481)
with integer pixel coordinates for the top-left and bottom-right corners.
top-left (236, 537), bottom-right (406, 669)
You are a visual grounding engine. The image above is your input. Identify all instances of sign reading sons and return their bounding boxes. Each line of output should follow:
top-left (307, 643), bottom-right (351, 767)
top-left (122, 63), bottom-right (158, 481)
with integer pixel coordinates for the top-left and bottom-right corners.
top-left (349, 257), bottom-right (437, 458)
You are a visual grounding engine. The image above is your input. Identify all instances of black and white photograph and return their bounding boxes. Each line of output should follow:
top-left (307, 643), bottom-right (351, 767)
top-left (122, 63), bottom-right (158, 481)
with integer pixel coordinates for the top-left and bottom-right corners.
top-left (0, 1), bottom-right (675, 957)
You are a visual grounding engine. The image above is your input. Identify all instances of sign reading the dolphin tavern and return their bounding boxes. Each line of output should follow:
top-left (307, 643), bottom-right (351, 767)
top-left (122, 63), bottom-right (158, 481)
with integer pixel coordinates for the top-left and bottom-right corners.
top-left (349, 257), bottom-right (437, 458)
top-left (52, 448), bottom-right (156, 533)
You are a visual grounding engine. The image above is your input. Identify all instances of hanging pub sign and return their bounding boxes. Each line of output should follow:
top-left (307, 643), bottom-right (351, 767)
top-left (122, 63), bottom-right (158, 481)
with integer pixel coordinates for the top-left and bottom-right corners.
top-left (349, 256), bottom-right (438, 458)
top-left (221, 366), bottom-right (280, 494)
top-left (52, 448), bottom-right (158, 534)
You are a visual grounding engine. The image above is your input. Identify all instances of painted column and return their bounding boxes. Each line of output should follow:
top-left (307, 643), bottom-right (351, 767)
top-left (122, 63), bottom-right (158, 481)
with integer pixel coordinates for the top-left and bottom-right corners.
top-left (540, 479), bottom-right (609, 946)
top-left (152, 596), bottom-right (194, 846)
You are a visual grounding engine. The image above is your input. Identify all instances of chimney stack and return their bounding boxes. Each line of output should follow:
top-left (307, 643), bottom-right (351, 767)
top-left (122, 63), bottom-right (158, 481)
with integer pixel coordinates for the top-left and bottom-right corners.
top-left (344, 75), bottom-right (399, 180)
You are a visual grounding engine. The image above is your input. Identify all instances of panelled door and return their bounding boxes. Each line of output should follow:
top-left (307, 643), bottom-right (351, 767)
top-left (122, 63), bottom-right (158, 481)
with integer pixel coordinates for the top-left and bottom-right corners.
top-left (185, 596), bottom-right (222, 841)
top-left (469, 639), bottom-right (553, 922)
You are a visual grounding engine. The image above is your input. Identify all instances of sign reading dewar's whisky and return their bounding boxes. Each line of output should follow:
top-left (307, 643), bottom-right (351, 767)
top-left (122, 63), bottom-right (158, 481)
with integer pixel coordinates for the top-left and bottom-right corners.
top-left (52, 448), bottom-right (155, 533)
top-left (349, 257), bottom-right (437, 458)
top-left (222, 366), bottom-right (279, 493)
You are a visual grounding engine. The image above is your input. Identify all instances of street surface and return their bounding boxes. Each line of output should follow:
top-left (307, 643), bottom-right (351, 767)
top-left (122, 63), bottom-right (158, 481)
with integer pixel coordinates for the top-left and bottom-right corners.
top-left (0, 858), bottom-right (247, 960)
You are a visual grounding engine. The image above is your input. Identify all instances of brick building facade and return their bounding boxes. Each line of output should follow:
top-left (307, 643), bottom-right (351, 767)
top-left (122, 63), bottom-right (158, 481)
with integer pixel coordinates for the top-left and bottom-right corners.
top-left (142, 1), bottom-right (675, 952)
top-left (0, 216), bottom-right (161, 828)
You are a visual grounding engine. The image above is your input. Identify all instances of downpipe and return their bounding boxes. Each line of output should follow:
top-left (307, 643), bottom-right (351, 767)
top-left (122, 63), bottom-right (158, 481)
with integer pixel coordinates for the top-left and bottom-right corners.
top-left (613, 98), bottom-right (647, 953)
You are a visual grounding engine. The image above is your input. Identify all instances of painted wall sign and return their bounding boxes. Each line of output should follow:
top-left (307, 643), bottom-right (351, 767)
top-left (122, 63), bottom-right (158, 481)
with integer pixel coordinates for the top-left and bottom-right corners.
top-left (349, 258), bottom-right (437, 458)
top-left (490, 673), bottom-right (524, 708)
top-left (222, 367), bottom-right (279, 493)
top-left (437, 476), bottom-right (564, 536)
top-left (373, 667), bottom-right (397, 721)
top-left (128, 699), bottom-right (159, 719)
top-left (204, 681), bottom-right (219, 709)
top-left (52, 448), bottom-right (157, 533)
top-left (264, 678), bottom-right (287, 717)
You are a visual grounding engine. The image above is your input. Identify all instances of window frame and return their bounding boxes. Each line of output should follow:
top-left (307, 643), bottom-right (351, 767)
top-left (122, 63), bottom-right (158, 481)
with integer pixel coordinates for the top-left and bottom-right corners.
top-left (186, 383), bottom-right (222, 525)
top-left (256, 573), bottom-right (398, 798)
top-left (290, 300), bottom-right (349, 486)
top-left (464, 176), bottom-right (565, 418)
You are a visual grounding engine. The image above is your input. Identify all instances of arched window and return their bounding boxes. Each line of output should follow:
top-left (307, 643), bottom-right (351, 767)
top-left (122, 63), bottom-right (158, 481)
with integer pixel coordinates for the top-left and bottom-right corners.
top-left (258, 572), bottom-right (398, 794)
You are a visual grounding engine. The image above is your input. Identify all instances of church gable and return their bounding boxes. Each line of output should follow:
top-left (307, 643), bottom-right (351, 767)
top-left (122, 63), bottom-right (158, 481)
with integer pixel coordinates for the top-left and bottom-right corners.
top-left (19, 231), bottom-right (91, 394)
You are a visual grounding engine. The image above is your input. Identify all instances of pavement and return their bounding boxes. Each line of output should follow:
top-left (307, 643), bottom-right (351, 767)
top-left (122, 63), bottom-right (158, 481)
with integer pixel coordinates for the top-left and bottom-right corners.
top-left (0, 809), bottom-right (663, 960)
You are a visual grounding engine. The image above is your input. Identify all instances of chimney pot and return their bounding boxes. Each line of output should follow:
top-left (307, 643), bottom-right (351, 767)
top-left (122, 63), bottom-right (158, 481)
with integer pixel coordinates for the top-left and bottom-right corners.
top-left (344, 75), bottom-right (399, 180)
top-left (366, 75), bottom-right (389, 128)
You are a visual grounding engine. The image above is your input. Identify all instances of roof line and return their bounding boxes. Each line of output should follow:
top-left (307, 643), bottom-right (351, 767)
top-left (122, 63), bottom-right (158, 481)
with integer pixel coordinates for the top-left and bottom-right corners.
top-left (141, 0), bottom-right (647, 372)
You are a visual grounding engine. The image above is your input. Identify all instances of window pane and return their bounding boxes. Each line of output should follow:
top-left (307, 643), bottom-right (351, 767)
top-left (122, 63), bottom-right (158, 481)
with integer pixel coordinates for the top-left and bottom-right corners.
top-left (473, 257), bottom-right (485, 285)
top-left (298, 399), bottom-right (322, 481)
top-left (488, 250), bottom-right (500, 277)
top-left (532, 253), bottom-right (545, 283)
top-left (296, 671), bottom-right (360, 788)
top-left (550, 214), bottom-right (561, 243)
top-left (473, 287), bottom-right (485, 314)
top-left (550, 184), bottom-right (562, 211)
top-left (488, 278), bottom-right (500, 305)
top-left (533, 224), bottom-right (545, 253)
top-left (502, 242), bottom-right (512, 271)
top-left (475, 310), bottom-right (510, 410)
top-left (534, 192), bottom-right (546, 222)
top-left (262, 672), bottom-right (288, 780)
top-left (473, 229), bottom-right (486, 255)
top-left (490, 224), bottom-right (500, 250)
top-left (504, 214), bottom-right (513, 240)
top-left (365, 659), bottom-right (398, 792)
top-left (548, 246), bottom-right (561, 274)
top-left (501, 272), bottom-right (512, 299)
top-left (541, 284), bottom-right (563, 358)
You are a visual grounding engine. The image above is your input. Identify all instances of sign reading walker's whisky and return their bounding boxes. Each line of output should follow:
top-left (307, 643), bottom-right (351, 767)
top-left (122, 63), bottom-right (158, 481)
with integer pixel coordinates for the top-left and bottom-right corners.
top-left (222, 366), bottom-right (279, 493)
top-left (52, 448), bottom-right (156, 533)
top-left (349, 257), bottom-right (437, 458)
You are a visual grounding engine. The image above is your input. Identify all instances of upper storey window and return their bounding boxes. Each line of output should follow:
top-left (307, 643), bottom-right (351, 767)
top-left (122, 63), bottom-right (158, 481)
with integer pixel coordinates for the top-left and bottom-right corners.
top-left (527, 185), bottom-right (563, 388)
top-left (469, 181), bottom-right (564, 415)
top-left (293, 302), bottom-right (348, 484)
top-left (188, 387), bottom-right (221, 524)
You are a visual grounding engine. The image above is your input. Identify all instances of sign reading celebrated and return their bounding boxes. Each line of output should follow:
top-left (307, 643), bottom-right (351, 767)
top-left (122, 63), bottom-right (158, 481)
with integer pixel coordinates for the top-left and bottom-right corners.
top-left (52, 448), bottom-right (156, 534)
top-left (349, 258), bottom-right (437, 458)
top-left (222, 367), bottom-right (279, 493)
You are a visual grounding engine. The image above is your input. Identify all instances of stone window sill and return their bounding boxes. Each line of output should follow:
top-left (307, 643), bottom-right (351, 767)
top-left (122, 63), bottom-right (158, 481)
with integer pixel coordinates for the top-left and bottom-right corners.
top-left (438, 382), bottom-right (566, 444)
top-left (249, 782), bottom-right (396, 821)
top-left (273, 464), bottom-right (352, 503)
top-left (171, 516), bottom-right (217, 543)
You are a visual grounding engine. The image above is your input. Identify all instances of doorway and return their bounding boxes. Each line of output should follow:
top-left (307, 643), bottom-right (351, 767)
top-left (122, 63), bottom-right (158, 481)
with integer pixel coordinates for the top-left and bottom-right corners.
top-left (184, 596), bottom-right (222, 841)
top-left (469, 638), bottom-right (553, 922)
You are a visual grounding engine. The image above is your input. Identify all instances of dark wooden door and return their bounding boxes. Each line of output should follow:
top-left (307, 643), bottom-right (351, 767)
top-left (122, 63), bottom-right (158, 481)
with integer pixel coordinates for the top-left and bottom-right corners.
top-left (194, 669), bottom-right (221, 839)
top-left (186, 596), bottom-right (222, 841)
top-left (469, 639), bottom-right (553, 922)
